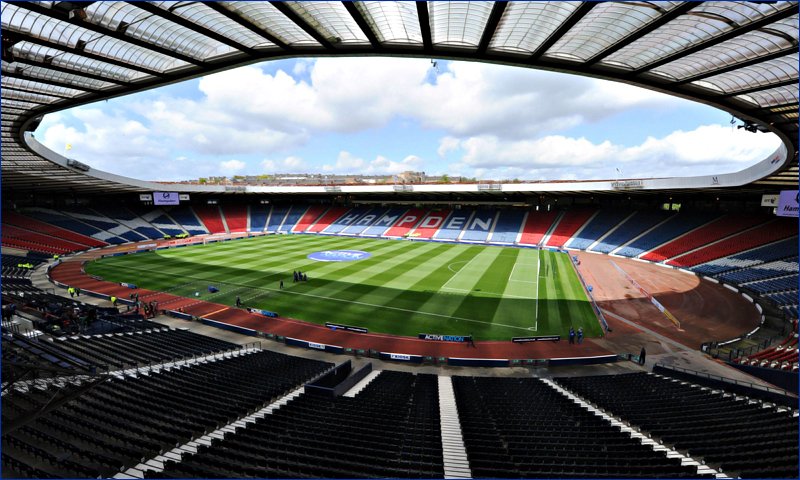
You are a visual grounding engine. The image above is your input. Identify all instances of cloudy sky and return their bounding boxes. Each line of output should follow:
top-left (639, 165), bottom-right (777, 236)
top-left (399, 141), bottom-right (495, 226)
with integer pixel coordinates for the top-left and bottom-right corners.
top-left (37, 57), bottom-right (781, 182)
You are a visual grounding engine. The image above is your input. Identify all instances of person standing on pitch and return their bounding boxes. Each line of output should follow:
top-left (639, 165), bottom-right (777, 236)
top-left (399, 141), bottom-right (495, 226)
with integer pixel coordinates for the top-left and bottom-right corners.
top-left (577, 327), bottom-right (584, 344)
top-left (568, 326), bottom-right (575, 345)
top-left (280, 280), bottom-right (284, 290)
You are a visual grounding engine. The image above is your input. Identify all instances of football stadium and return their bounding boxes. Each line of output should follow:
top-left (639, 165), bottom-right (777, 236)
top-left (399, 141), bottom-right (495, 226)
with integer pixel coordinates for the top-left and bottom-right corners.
top-left (1, 1), bottom-right (799, 479)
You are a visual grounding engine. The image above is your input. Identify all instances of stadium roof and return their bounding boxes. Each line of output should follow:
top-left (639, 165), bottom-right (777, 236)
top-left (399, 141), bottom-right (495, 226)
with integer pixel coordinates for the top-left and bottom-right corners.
top-left (1, 1), bottom-right (798, 195)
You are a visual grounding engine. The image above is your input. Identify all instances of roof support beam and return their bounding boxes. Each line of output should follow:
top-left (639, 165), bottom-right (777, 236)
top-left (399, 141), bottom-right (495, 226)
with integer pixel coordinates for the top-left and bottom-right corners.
top-left (11, 58), bottom-right (127, 86)
top-left (342, 2), bottom-right (382, 49)
top-left (11, 35), bottom-right (163, 77)
top-left (271, 3), bottom-right (334, 49)
top-left (1, 71), bottom-right (103, 94)
top-left (721, 78), bottom-right (798, 97)
top-left (632, 7), bottom-right (798, 75)
top-left (530, 2), bottom-right (596, 60)
top-left (588, 3), bottom-right (698, 65)
top-left (675, 47), bottom-right (797, 85)
top-left (1, 85), bottom-right (73, 101)
top-left (417, 2), bottom-right (433, 52)
top-left (130, 1), bottom-right (258, 55)
top-left (477, 2), bottom-right (507, 55)
top-left (11, 1), bottom-right (203, 67)
top-left (203, 2), bottom-right (290, 50)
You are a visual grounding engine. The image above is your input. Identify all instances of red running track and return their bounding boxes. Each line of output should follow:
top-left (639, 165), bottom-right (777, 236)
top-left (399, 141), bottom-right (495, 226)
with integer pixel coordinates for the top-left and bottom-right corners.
top-left (49, 243), bottom-right (613, 361)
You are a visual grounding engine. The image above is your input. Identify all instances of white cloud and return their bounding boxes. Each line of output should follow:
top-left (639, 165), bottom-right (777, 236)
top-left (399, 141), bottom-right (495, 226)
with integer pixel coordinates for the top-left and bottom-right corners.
top-left (322, 151), bottom-right (423, 175)
top-left (444, 124), bottom-right (781, 180)
top-left (262, 156), bottom-right (306, 172)
top-left (220, 159), bottom-right (246, 173)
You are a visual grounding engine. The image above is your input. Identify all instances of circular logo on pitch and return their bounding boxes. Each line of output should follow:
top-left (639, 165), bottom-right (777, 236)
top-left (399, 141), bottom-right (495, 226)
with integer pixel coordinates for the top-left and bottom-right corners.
top-left (308, 250), bottom-right (371, 262)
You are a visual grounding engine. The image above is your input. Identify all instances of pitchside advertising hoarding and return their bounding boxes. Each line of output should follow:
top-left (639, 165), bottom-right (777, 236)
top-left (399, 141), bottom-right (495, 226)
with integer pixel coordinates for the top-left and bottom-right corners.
top-left (776, 190), bottom-right (799, 218)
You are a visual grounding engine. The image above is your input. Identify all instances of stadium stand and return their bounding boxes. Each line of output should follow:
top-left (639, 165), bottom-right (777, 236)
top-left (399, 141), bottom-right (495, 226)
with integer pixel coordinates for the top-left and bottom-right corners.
top-left (92, 206), bottom-right (164, 240)
top-left (518, 210), bottom-right (559, 246)
top-left (566, 209), bottom-right (632, 250)
top-left (341, 207), bottom-right (389, 235)
top-left (192, 205), bottom-right (227, 234)
top-left (453, 376), bottom-right (701, 478)
top-left (1, 350), bottom-right (332, 479)
top-left (690, 237), bottom-right (799, 276)
top-left (411, 210), bottom-right (453, 239)
top-left (544, 208), bottom-right (596, 248)
top-left (489, 210), bottom-right (526, 244)
top-left (670, 218), bottom-right (797, 268)
top-left (591, 210), bottom-right (672, 254)
top-left (719, 257), bottom-right (799, 284)
top-left (247, 204), bottom-right (270, 233)
top-left (220, 205), bottom-right (248, 233)
top-left (2, 225), bottom-right (91, 254)
top-left (615, 212), bottom-right (719, 258)
top-left (62, 208), bottom-right (147, 243)
top-left (361, 208), bottom-right (410, 237)
top-left (292, 205), bottom-right (327, 233)
top-left (434, 208), bottom-right (473, 240)
top-left (460, 209), bottom-right (496, 242)
top-left (556, 373), bottom-right (799, 479)
top-left (16, 209), bottom-right (124, 245)
top-left (307, 207), bottom-right (349, 234)
top-left (134, 208), bottom-right (186, 237)
top-left (156, 370), bottom-right (443, 479)
top-left (277, 205), bottom-right (307, 233)
top-left (163, 207), bottom-right (208, 236)
top-left (265, 206), bottom-right (290, 233)
top-left (642, 214), bottom-right (768, 263)
top-left (3, 211), bottom-right (106, 248)
top-left (735, 326), bottom-right (798, 371)
top-left (323, 207), bottom-right (371, 234)
top-left (383, 208), bottom-right (426, 238)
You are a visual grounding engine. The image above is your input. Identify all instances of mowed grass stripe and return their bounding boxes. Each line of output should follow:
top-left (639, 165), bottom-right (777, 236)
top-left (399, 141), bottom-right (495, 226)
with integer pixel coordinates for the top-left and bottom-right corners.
top-left (85, 235), bottom-right (599, 339)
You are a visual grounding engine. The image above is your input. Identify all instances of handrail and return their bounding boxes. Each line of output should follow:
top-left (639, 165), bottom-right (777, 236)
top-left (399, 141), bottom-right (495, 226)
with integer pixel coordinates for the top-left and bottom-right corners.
top-left (654, 363), bottom-right (796, 398)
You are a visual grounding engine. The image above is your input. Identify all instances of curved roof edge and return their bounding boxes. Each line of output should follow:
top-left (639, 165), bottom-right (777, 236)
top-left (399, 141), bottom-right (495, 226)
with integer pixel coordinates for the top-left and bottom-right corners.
top-left (19, 132), bottom-right (789, 195)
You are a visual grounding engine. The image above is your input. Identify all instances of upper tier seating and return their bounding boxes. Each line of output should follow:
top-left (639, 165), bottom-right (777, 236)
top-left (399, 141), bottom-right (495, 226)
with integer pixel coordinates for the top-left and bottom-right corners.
top-left (556, 373), bottom-right (798, 479)
top-left (220, 205), bottom-right (248, 233)
top-left (591, 210), bottom-right (672, 254)
top-left (292, 205), bottom-right (327, 233)
top-left (518, 210), bottom-right (559, 246)
top-left (278, 205), bottom-right (307, 233)
top-left (453, 376), bottom-right (701, 478)
top-left (164, 207), bottom-right (208, 235)
top-left (566, 209), bottom-right (632, 250)
top-left (61, 207), bottom-right (146, 243)
top-left (4, 212), bottom-right (106, 248)
top-left (544, 208), bottom-right (596, 248)
top-left (489, 210), bottom-right (526, 244)
top-left (671, 218), bottom-right (796, 268)
top-left (1, 350), bottom-right (331, 479)
top-left (156, 371), bottom-right (443, 479)
top-left (192, 206), bottom-right (227, 234)
top-left (91, 206), bottom-right (164, 240)
top-left (615, 212), bottom-right (719, 258)
top-left (642, 214), bottom-right (767, 263)
top-left (307, 207), bottom-right (349, 233)
top-left (247, 204), bottom-right (269, 232)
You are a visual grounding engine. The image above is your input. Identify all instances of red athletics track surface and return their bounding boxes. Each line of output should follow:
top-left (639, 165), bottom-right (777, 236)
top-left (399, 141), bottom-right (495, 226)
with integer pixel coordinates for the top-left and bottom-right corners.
top-left (48, 239), bottom-right (614, 360)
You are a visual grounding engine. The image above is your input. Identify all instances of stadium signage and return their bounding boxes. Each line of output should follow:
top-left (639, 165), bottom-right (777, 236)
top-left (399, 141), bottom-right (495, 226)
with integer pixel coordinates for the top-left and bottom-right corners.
top-left (418, 333), bottom-right (470, 342)
top-left (512, 335), bottom-right (560, 343)
top-left (307, 250), bottom-right (372, 262)
top-left (308, 342), bottom-right (326, 350)
top-left (139, 194), bottom-right (153, 201)
top-left (611, 180), bottom-right (644, 190)
top-left (153, 191), bottom-right (180, 205)
top-left (776, 190), bottom-right (799, 218)
top-left (761, 194), bottom-right (779, 207)
top-left (325, 322), bottom-right (368, 333)
top-left (390, 353), bottom-right (411, 361)
top-left (246, 308), bottom-right (278, 318)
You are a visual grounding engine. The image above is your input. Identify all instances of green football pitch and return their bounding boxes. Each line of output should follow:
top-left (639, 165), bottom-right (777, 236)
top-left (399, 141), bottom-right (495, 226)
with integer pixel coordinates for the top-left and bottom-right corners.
top-left (85, 235), bottom-right (602, 341)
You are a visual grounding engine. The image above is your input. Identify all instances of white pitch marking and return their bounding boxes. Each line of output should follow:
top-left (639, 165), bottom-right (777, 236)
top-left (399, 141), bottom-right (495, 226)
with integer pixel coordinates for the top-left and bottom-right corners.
top-left (534, 249), bottom-right (541, 331)
top-left (440, 252), bottom-right (484, 291)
